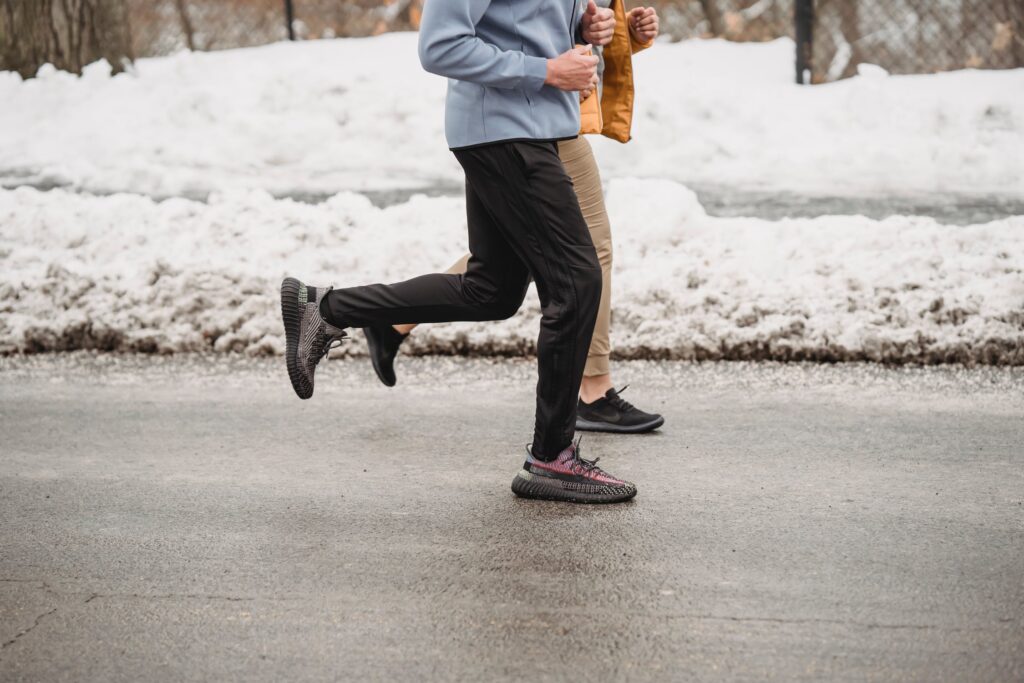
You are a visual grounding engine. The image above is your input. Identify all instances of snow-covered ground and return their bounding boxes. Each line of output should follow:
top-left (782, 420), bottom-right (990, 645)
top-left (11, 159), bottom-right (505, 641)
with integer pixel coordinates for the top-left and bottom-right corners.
top-left (2, 182), bottom-right (1021, 363)
top-left (1, 33), bottom-right (1022, 198)
top-left (1, 34), bottom-right (1022, 363)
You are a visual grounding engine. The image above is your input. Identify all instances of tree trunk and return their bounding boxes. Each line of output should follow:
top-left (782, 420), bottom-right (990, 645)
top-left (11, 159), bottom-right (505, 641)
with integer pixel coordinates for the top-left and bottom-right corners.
top-left (399, 0), bottom-right (423, 31)
top-left (173, 0), bottom-right (194, 51)
top-left (1005, 0), bottom-right (1024, 68)
top-left (699, 0), bottom-right (725, 37)
top-left (837, 0), bottom-right (866, 79)
top-left (0, 0), bottom-right (132, 78)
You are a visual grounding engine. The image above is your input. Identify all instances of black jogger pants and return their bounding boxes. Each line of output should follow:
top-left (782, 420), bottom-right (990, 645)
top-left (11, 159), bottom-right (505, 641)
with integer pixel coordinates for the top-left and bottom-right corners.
top-left (319, 141), bottom-right (602, 458)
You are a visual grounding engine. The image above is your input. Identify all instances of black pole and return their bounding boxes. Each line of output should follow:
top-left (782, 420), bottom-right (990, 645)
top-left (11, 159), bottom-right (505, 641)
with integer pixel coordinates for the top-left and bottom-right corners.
top-left (284, 0), bottom-right (296, 40)
top-left (795, 0), bottom-right (813, 84)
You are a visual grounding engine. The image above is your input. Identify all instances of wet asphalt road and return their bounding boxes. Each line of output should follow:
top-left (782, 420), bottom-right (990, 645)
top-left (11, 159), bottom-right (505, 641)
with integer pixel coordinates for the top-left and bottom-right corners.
top-left (1, 355), bottom-right (1022, 682)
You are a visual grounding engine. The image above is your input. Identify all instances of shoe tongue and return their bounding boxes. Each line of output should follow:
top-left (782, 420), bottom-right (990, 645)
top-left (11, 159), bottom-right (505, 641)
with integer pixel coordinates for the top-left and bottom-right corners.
top-left (605, 388), bottom-right (620, 401)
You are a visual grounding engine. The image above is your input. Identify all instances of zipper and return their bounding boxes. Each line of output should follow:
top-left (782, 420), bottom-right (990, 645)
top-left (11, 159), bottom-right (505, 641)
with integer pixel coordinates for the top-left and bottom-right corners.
top-left (568, 0), bottom-right (579, 45)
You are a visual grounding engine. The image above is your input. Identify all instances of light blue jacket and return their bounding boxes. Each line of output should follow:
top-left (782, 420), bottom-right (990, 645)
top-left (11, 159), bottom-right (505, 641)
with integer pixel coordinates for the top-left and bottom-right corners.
top-left (418, 0), bottom-right (584, 150)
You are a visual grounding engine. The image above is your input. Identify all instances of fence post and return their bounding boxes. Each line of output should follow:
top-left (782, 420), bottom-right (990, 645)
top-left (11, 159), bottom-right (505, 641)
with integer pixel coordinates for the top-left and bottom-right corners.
top-left (795, 0), bottom-right (813, 83)
top-left (284, 0), bottom-right (295, 40)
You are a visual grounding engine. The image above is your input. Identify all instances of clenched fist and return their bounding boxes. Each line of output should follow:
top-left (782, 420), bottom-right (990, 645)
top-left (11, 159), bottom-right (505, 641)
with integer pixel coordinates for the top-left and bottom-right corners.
top-left (628, 6), bottom-right (659, 43)
top-left (581, 0), bottom-right (615, 47)
top-left (579, 71), bottom-right (600, 101)
top-left (546, 45), bottom-right (599, 92)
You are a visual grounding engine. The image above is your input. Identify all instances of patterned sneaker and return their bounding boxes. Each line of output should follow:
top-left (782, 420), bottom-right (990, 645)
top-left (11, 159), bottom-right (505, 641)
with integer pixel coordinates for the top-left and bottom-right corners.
top-left (576, 386), bottom-right (665, 434)
top-left (280, 277), bottom-right (347, 400)
top-left (365, 325), bottom-right (407, 387)
top-left (511, 441), bottom-right (637, 504)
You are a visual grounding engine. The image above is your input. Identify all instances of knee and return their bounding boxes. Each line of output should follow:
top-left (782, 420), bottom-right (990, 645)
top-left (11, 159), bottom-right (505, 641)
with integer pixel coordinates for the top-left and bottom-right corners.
top-left (465, 276), bottom-right (527, 321)
top-left (491, 295), bottom-right (524, 320)
top-left (497, 278), bottom-right (530, 319)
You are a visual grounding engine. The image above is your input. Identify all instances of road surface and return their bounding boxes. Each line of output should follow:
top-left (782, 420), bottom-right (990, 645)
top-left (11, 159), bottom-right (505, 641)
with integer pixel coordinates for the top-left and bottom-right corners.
top-left (1, 355), bottom-right (1022, 681)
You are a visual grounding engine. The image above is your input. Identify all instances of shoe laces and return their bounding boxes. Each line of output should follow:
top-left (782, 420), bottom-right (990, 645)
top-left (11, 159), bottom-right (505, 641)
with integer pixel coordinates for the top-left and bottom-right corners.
top-left (568, 437), bottom-right (606, 477)
top-left (318, 330), bottom-right (348, 362)
top-left (606, 385), bottom-right (636, 413)
top-left (312, 286), bottom-right (348, 363)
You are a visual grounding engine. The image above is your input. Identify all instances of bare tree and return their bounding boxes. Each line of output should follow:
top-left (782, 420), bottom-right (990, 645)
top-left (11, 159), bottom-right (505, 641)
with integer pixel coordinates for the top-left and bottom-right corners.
top-left (826, 0), bottom-right (867, 79)
top-left (699, 0), bottom-right (725, 36)
top-left (1001, 0), bottom-right (1023, 67)
top-left (0, 0), bottom-right (133, 78)
top-left (173, 0), bottom-right (195, 50)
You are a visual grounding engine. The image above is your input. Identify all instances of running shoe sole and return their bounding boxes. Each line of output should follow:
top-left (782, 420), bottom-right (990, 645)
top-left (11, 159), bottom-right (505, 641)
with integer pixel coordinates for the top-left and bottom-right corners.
top-left (280, 277), bottom-right (313, 400)
top-left (575, 415), bottom-right (665, 434)
top-left (510, 470), bottom-right (637, 504)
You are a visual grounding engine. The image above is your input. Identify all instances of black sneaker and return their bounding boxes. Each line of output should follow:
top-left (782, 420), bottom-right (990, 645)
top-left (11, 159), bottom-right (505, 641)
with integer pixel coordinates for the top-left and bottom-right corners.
top-left (575, 386), bottom-right (664, 434)
top-left (511, 442), bottom-right (637, 504)
top-left (365, 325), bottom-right (407, 387)
top-left (280, 277), bottom-right (346, 400)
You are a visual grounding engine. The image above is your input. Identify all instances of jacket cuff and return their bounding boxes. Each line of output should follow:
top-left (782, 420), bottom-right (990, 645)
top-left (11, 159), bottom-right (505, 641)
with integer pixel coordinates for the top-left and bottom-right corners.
top-left (523, 55), bottom-right (549, 92)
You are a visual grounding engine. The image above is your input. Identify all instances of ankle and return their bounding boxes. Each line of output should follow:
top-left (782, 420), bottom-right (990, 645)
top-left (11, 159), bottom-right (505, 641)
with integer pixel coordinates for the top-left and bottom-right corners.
top-left (580, 374), bottom-right (614, 404)
top-left (531, 442), bottom-right (573, 462)
top-left (393, 323), bottom-right (415, 336)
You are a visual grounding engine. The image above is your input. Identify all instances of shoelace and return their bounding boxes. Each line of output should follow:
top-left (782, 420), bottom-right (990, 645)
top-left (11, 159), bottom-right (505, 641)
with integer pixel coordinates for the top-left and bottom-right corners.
top-left (568, 437), bottom-right (607, 477)
top-left (315, 285), bottom-right (347, 362)
top-left (318, 331), bottom-right (348, 362)
top-left (606, 384), bottom-right (637, 413)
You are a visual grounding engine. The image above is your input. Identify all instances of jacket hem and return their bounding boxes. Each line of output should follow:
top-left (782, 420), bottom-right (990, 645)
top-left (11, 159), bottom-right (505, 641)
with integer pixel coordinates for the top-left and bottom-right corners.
top-left (449, 135), bottom-right (579, 152)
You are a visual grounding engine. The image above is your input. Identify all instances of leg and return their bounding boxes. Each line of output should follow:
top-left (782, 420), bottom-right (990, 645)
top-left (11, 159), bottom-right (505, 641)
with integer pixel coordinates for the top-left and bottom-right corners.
top-left (557, 137), bottom-right (614, 402)
top-left (393, 255), bottom-right (469, 336)
top-left (453, 142), bottom-right (602, 458)
top-left (286, 170), bottom-right (529, 396)
top-left (555, 139), bottom-right (664, 434)
top-left (320, 182), bottom-right (529, 329)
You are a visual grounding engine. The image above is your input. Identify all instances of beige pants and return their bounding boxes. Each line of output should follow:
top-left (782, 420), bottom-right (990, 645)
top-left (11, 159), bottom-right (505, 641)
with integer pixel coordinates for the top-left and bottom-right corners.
top-left (446, 136), bottom-right (612, 376)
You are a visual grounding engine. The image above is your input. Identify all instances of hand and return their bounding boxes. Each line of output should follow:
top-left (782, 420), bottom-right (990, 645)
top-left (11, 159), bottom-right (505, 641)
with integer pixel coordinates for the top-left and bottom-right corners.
top-left (581, 0), bottom-right (615, 47)
top-left (545, 45), bottom-right (599, 92)
top-left (579, 71), bottom-right (600, 101)
top-left (628, 6), bottom-right (659, 43)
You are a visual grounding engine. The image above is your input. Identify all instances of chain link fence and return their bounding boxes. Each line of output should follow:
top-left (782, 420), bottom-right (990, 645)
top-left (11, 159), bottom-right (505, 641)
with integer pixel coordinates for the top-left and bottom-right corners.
top-left (124, 0), bottom-right (794, 57)
top-left (127, 0), bottom-right (282, 55)
top-left (811, 0), bottom-right (1024, 81)
top-left (115, 0), bottom-right (1024, 81)
top-left (126, 0), bottom-right (423, 57)
top-left (643, 0), bottom-right (792, 41)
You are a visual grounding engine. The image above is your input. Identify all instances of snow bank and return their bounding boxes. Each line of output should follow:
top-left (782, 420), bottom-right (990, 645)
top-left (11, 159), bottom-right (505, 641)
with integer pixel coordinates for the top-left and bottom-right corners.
top-left (2, 183), bottom-right (1021, 364)
top-left (1, 34), bottom-right (1022, 199)
top-left (2, 36), bottom-right (1021, 364)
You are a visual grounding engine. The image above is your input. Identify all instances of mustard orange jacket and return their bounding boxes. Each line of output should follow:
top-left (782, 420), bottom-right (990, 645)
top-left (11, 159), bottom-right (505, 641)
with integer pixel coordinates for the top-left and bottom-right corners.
top-left (579, 0), bottom-right (654, 143)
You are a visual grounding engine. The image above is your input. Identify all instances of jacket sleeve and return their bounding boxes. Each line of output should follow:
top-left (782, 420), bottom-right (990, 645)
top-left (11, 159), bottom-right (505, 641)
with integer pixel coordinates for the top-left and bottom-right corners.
top-left (418, 0), bottom-right (549, 92)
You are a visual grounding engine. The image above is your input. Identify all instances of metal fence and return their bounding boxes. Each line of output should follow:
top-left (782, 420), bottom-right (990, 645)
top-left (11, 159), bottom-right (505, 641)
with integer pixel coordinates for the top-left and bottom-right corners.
top-left (808, 0), bottom-right (1024, 82)
top-left (126, 0), bottom-right (423, 56)
top-left (123, 0), bottom-right (1023, 82)
top-left (644, 0), bottom-right (794, 41)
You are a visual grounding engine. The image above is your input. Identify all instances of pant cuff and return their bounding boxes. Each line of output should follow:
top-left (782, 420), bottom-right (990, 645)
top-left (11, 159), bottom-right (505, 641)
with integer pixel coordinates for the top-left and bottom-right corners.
top-left (584, 354), bottom-right (610, 377)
